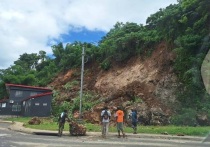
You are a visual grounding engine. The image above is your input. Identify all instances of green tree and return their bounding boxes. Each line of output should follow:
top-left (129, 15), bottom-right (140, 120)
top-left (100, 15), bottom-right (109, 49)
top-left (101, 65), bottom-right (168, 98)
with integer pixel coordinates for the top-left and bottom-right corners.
top-left (14, 53), bottom-right (40, 70)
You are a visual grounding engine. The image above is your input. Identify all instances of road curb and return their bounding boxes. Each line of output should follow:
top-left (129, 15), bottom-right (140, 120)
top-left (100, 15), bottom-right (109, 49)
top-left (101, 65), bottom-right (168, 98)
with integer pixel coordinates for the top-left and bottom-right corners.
top-left (1, 120), bottom-right (205, 141)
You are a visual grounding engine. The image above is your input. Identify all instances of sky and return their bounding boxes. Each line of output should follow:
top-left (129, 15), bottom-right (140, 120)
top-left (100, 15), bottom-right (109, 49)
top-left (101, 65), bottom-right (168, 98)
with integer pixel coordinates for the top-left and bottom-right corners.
top-left (0, 0), bottom-right (178, 69)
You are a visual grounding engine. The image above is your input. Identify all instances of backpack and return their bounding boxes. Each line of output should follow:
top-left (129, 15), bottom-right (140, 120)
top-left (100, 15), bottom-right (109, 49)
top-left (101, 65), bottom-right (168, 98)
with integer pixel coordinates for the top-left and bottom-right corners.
top-left (103, 110), bottom-right (109, 120)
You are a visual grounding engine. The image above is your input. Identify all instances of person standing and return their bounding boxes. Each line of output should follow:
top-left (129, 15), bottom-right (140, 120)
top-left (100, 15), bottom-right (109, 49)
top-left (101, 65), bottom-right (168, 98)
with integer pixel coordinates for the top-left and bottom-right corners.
top-left (58, 110), bottom-right (70, 137)
top-left (101, 106), bottom-right (111, 138)
top-left (131, 109), bottom-right (138, 134)
top-left (115, 106), bottom-right (125, 138)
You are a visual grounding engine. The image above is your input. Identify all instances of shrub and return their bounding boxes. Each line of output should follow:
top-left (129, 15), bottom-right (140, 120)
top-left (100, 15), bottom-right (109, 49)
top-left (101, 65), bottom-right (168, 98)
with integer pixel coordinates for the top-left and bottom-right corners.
top-left (100, 59), bottom-right (111, 70)
top-left (63, 80), bottom-right (79, 90)
top-left (170, 108), bottom-right (197, 126)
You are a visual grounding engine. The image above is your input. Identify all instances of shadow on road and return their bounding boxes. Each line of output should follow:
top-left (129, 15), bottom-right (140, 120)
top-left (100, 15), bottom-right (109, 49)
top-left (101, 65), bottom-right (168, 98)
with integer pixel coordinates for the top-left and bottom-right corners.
top-left (33, 132), bottom-right (59, 136)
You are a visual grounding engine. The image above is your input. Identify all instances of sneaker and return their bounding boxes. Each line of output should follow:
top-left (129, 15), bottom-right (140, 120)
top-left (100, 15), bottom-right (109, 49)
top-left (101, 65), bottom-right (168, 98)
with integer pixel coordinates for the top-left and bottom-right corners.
top-left (118, 135), bottom-right (121, 138)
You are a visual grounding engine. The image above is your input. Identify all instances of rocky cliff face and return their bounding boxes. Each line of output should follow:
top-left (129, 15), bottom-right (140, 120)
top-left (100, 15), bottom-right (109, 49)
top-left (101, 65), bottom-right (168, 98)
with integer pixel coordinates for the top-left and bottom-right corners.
top-left (51, 42), bottom-right (180, 125)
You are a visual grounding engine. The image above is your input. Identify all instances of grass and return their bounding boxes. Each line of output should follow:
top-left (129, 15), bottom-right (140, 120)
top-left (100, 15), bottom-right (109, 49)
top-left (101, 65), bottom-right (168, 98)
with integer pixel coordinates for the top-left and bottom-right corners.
top-left (5, 117), bottom-right (210, 136)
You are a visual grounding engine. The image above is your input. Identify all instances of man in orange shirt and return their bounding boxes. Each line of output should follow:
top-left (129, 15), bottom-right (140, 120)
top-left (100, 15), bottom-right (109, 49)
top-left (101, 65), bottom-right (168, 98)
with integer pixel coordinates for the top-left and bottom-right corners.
top-left (115, 106), bottom-right (125, 138)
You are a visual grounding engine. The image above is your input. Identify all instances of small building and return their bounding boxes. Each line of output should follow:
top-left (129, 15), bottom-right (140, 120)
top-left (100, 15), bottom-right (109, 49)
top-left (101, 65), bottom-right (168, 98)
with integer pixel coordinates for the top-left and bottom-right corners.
top-left (21, 92), bottom-right (53, 117)
top-left (0, 83), bottom-right (53, 117)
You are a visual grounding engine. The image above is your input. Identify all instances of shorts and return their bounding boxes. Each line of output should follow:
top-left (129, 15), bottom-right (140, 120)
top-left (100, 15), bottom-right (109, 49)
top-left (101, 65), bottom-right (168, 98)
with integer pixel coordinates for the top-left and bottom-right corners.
top-left (117, 122), bottom-right (123, 131)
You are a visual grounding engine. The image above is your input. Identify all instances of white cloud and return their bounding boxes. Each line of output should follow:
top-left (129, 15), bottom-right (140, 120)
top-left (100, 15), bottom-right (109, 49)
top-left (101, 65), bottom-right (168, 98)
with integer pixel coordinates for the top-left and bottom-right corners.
top-left (0, 0), bottom-right (177, 69)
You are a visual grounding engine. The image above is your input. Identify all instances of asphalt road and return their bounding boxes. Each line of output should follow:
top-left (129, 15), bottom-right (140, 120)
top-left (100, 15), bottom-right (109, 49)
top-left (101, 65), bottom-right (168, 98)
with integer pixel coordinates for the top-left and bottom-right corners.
top-left (1, 122), bottom-right (210, 147)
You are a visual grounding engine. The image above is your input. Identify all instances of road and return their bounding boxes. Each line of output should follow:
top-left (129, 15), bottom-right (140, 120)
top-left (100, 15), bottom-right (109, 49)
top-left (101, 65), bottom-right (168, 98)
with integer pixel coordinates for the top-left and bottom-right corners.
top-left (1, 122), bottom-right (210, 147)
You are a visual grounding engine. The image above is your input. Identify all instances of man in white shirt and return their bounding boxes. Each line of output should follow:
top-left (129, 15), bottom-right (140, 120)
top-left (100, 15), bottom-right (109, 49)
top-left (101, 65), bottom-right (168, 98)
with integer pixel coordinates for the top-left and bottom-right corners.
top-left (101, 106), bottom-right (111, 138)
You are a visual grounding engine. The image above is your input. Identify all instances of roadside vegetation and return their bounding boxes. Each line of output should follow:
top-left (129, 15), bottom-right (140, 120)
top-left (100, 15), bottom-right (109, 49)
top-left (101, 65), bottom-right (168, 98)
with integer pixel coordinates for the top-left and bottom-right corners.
top-left (6, 117), bottom-right (210, 136)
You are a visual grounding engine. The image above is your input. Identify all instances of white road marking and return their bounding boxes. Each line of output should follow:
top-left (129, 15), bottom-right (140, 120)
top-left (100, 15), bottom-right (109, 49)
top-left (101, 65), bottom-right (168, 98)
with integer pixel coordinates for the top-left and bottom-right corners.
top-left (0, 134), bottom-right (9, 137)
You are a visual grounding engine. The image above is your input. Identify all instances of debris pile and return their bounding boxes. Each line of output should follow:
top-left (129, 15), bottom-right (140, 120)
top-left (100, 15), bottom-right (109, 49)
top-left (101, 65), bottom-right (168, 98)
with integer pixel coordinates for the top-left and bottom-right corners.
top-left (69, 121), bottom-right (86, 136)
top-left (28, 117), bottom-right (41, 125)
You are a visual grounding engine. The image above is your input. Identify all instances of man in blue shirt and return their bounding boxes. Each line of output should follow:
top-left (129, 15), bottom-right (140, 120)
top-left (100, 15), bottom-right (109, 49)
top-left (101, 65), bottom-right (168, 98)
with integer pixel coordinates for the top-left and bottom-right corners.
top-left (131, 109), bottom-right (138, 134)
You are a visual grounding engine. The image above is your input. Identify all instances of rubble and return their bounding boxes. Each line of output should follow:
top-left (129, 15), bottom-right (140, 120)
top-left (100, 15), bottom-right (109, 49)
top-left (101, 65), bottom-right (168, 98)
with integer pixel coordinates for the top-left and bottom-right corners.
top-left (69, 121), bottom-right (86, 136)
top-left (28, 117), bottom-right (41, 125)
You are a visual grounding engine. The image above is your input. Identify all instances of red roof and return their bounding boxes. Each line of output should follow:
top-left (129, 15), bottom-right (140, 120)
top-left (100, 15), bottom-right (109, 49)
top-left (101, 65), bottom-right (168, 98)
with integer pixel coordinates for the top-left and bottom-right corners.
top-left (0, 98), bottom-right (8, 103)
top-left (6, 83), bottom-right (52, 91)
top-left (22, 92), bottom-right (53, 102)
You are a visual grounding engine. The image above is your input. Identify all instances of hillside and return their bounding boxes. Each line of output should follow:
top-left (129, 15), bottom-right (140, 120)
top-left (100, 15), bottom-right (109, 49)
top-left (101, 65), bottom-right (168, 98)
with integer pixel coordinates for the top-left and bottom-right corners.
top-left (0, 0), bottom-right (208, 126)
top-left (50, 42), bottom-right (179, 125)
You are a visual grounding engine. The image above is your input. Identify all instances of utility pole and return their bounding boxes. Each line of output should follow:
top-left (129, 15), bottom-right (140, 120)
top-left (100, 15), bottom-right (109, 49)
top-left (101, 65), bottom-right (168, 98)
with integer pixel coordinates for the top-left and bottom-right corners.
top-left (79, 46), bottom-right (85, 119)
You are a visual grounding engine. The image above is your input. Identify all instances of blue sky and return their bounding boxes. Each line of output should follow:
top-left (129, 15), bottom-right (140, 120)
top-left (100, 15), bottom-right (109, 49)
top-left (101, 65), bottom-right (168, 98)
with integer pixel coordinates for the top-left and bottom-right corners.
top-left (0, 0), bottom-right (178, 69)
top-left (61, 29), bottom-right (106, 43)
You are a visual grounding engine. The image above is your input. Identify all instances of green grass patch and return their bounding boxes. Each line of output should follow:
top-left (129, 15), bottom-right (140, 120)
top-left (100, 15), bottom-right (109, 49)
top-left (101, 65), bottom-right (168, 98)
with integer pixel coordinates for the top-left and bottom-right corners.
top-left (136, 125), bottom-right (210, 136)
top-left (5, 117), bottom-right (210, 136)
top-left (6, 117), bottom-right (31, 123)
